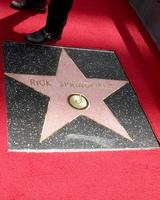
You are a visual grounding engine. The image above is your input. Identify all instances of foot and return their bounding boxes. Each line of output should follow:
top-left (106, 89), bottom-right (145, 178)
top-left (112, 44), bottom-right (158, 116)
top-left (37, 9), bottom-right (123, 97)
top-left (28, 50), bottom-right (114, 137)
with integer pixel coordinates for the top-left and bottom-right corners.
top-left (25, 28), bottom-right (61, 43)
top-left (10, 0), bottom-right (47, 11)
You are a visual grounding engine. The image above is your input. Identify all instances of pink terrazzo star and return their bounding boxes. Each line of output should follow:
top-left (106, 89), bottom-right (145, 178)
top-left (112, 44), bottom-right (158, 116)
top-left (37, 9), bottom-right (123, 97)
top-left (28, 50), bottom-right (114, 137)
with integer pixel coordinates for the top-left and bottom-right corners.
top-left (5, 49), bottom-right (132, 142)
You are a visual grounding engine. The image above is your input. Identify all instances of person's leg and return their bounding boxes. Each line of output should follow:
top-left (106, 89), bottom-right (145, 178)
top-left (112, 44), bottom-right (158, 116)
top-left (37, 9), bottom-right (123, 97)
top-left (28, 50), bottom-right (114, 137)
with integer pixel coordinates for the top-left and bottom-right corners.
top-left (10, 0), bottom-right (47, 11)
top-left (26, 0), bottom-right (74, 43)
top-left (45, 0), bottom-right (74, 36)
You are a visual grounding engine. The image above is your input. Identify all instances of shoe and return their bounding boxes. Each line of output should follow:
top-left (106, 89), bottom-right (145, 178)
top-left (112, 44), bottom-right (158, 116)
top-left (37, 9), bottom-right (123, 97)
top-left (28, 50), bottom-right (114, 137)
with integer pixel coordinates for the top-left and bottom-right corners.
top-left (25, 28), bottom-right (61, 43)
top-left (10, 0), bottom-right (47, 11)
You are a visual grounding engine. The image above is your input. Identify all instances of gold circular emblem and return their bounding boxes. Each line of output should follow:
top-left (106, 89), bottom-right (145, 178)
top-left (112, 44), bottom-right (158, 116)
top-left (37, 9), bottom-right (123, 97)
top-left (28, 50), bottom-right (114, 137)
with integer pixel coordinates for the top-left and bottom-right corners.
top-left (68, 94), bottom-right (89, 110)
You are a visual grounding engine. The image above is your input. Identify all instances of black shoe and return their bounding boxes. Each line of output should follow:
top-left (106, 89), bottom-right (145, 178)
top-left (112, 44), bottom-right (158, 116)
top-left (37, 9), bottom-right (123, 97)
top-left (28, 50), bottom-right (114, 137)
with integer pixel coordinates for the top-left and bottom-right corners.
top-left (25, 28), bottom-right (61, 43)
top-left (10, 0), bottom-right (47, 11)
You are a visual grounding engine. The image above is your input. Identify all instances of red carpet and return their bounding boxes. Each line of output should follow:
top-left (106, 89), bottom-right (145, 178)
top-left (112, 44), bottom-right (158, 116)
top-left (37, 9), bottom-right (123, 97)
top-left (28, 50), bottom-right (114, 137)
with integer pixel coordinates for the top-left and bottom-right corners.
top-left (0, 0), bottom-right (160, 199)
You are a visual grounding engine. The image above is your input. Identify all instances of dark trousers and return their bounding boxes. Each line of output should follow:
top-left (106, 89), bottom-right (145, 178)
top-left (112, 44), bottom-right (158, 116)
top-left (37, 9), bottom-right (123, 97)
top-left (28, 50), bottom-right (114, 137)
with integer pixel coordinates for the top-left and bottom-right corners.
top-left (34, 0), bottom-right (74, 35)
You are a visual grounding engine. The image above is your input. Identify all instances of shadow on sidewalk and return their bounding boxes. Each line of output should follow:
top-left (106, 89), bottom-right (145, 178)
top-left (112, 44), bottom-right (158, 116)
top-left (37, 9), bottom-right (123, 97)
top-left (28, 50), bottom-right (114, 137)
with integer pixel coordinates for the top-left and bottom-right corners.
top-left (0, 9), bottom-right (41, 44)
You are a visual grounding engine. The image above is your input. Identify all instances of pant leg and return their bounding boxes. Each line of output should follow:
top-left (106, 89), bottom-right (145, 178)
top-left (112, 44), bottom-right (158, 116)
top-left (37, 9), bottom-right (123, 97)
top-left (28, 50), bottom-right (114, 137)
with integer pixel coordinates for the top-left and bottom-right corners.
top-left (34, 0), bottom-right (47, 3)
top-left (26, 0), bottom-right (47, 5)
top-left (45, 0), bottom-right (74, 35)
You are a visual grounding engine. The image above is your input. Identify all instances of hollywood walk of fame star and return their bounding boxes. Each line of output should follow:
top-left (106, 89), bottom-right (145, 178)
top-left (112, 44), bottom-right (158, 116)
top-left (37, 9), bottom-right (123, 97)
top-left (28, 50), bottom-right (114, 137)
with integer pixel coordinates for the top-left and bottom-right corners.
top-left (5, 49), bottom-right (133, 142)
